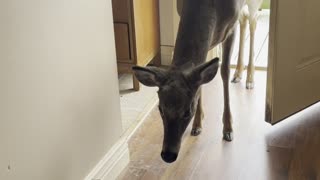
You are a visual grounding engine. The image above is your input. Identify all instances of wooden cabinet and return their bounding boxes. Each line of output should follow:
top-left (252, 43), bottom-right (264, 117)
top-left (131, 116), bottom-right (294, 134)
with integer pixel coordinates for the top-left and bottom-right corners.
top-left (114, 23), bottom-right (131, 61)
top-left (112, 0), bottom-right (161, 91)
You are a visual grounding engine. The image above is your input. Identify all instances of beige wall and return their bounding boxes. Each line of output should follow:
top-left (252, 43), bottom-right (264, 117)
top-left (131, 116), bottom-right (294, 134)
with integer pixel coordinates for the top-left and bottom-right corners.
top-left (159, 0), bottom-right (181, 65)
top-left (159, 0), bottom-right (175, 46)
top-left (0, 0), bottom-right (123, 179)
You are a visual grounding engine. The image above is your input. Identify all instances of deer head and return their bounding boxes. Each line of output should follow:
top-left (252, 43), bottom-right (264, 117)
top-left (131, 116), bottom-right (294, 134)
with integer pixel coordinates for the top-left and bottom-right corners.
top-left (132, 57), bottom-right (219, 163)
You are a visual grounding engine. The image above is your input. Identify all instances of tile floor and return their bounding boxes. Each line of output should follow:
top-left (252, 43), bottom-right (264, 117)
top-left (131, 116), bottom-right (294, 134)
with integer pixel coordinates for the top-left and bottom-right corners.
top-left (118, 74), bottom-right (158, 134)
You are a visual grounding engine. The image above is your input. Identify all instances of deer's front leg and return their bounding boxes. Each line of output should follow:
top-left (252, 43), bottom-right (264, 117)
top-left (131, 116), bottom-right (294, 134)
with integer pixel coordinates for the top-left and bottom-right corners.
top-left (221, 29), bottom-right (236, 141)
top-left (191, 91), bottom-right (204, 136)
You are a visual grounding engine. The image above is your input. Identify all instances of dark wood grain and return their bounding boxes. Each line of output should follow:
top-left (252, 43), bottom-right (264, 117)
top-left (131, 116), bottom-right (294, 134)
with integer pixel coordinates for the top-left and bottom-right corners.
top-left (114, 23), bottom-right (131, 61)
top-left (112, 0), bottom-right (129, 22)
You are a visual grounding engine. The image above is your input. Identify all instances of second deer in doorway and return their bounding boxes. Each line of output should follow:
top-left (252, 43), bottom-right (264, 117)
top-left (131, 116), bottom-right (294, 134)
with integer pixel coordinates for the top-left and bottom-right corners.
top-left (132, 0), bottom-right (263, 163)
top-left (232, 0), bottom-right (263, 89)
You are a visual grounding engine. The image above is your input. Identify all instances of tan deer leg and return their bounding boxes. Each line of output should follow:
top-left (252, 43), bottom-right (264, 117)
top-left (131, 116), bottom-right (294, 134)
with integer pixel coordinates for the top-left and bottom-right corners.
top-left (221, 29), bottom-right (236, 141)
top-left (232, 12), bottom-right (248, 83)
top-left (191, 91), bottom-right (204, 136)
top-left (246, 16), bottom-right (257, 89)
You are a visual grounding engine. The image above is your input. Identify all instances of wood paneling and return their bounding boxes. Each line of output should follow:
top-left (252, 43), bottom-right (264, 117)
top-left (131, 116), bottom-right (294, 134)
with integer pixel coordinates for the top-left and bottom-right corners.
top-left (112, 0), bottom-right (160, 90)
top-left (133, 0), bottom-right (160, 66)
top-left (111, 0), bottom-right (129, 22)
top-left (114, 23), bottom-right (131, 62)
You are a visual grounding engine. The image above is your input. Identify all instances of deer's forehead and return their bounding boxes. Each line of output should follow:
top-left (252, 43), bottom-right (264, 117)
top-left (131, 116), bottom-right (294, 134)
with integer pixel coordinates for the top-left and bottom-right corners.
top-left (159, 87), bottom-right (193, 108)
top-left (160, 92), bottom-right (186, 106)
top-left (161, 76), bottom-right (191, 92)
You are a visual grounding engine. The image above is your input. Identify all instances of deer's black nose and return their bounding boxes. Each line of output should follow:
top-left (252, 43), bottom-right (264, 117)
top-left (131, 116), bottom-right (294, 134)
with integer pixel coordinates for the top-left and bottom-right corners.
top-left (161, 151), bottom-right (178, 163)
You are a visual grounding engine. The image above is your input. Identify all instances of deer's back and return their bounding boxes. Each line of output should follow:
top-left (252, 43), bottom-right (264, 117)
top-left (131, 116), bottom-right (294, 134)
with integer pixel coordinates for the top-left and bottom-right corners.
top-left (173, 0), bottom-right (245, 66)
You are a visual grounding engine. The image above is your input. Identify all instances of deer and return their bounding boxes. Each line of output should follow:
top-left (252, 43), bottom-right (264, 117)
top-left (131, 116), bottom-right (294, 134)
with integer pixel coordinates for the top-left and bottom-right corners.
top-left (232, 0), bottom-right (263, 89)
top-left (132, 0), bottom-right (263, 163)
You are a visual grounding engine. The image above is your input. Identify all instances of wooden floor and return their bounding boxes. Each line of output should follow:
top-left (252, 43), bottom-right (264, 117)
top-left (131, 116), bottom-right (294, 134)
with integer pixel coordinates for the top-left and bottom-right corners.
top-left (117, 70), bottom-right (320, 180)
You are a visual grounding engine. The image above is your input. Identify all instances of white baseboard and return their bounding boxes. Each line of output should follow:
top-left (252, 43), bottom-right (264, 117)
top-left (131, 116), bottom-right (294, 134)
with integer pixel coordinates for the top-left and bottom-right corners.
top-left (85, 137), bottom-right (130, 180)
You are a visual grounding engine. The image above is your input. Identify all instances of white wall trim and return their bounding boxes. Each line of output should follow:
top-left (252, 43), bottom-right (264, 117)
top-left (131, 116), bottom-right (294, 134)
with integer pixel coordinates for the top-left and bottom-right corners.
top-left (85, 137), bottom-right (130, 180)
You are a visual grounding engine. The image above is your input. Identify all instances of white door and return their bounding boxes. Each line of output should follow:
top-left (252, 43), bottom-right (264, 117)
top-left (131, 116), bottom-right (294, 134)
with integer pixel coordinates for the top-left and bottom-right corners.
top-left (266, 0), bottom-right (320, 124)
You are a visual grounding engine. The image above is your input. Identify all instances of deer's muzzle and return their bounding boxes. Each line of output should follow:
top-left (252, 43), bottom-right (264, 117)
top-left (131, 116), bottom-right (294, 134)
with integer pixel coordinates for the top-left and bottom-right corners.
top-left (161, 151), bottom-right (178, 163)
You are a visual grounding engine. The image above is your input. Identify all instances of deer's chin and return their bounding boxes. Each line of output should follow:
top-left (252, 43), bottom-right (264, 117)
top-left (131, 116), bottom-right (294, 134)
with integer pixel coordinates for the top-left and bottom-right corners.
top-left (161, 151), bottom-right (178, 163)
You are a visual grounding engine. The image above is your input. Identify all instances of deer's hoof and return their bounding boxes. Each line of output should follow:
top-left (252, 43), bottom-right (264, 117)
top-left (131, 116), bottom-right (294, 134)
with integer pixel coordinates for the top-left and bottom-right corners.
top-left (223, 131), bottom-right (233, 142)
top-left (246, 81), bottom-right (254, 89)
top-left (231, 76), bottom-right (242, 83)
top-left (191, 127), bottom-right (202, 136)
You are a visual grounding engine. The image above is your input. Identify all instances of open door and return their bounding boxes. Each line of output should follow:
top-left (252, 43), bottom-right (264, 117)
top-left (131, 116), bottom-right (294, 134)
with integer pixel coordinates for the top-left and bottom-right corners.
top-left (266, 0), bottom-right (320, 124)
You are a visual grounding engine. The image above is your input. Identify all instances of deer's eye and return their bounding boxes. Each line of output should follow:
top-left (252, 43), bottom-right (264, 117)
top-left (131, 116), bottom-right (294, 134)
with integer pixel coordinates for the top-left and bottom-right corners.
top-left (183, 110), bottom-right (191, 119)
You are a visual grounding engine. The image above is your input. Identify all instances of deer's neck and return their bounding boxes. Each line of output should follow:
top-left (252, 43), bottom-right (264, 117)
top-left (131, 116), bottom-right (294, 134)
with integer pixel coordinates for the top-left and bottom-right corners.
top-left (172, 1), bottom-right (216, 68)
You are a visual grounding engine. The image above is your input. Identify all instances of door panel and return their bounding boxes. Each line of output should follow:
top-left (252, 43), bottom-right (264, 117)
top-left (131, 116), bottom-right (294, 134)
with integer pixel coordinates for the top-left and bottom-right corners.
top-left (266, 0), bottom-right (320, 124)
top-left (111, 0), bottom-right (129, 22)
top-left (114, 23), bottom-right (132, 62)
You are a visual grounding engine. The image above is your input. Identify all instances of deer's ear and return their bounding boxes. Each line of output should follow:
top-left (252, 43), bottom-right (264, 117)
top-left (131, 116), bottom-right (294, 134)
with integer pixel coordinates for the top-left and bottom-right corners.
top-left (188, 57), bottom-right (220, 86)
top-left (132, 66), bottom-right (167, 87)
